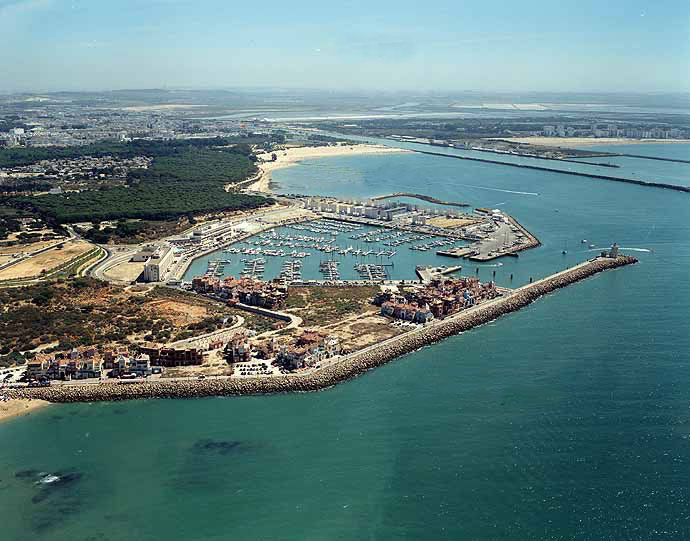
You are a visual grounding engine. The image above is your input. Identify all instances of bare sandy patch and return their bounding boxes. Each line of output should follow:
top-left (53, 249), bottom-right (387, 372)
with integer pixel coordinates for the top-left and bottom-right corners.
top-left (328, 313), bottom-right (405, 351)
top-left (146, 299), bottom-right (209, 326)
top-left (0, 240), bottom-right (93, 280)
top-left (103, 260), bottom-right (145, 283)
top-left (0, 399), bottom-right (51, 423)
top-left (119, 104), bottom-right (208, 112)
top-left (428, 216), bottom-right (479, 229)
top-left (498, 137), bottom-right (690, 147)
top-left (0, 238), bottom-right (64, 256)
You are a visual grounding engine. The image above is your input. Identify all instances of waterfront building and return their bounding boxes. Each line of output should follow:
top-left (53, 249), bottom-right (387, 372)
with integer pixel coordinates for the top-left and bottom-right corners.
top-left (192, 276), bottom-right (288, 309)
top-left (142, 244), bottom-right (174, 282)
top-left (224, 331), bottom-right (253, 363)
top-left (276, 331), bottom-right (342, 370)
top-left (26, 347), bottom-right (103, 380)
top-left (374, 276), bottom-right (498, 321)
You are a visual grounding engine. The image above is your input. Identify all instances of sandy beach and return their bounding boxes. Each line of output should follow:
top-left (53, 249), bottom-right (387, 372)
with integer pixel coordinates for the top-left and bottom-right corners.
top-left (0, 398), bottom-right (50, 423)
top-left (249, 144), bottom-right (409, 192)
top-left (500, 137), bottom-right (690, 147)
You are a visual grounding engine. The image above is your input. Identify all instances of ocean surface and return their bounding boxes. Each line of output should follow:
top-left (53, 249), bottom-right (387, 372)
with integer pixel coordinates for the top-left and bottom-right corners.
top-left (2, 143), bottom-right (690, 540)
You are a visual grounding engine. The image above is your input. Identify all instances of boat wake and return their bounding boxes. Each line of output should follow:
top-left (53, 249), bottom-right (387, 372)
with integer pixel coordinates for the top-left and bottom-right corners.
top-left (456, 183), bottom-right (539, 196)
top-left (586, 247), bottom-right (652, 253)
top-left (621, 247), bottom-right (652, 253)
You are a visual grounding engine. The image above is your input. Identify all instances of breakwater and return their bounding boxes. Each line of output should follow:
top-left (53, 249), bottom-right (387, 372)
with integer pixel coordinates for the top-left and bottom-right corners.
top-left (412, 150), bottom-right (690, 194)
top-left (619, 153), bottom-right (690, 165)
top-left (371, 192), bottom-right (469, 207)
top-left (5, 256), bottom-right (637, 404)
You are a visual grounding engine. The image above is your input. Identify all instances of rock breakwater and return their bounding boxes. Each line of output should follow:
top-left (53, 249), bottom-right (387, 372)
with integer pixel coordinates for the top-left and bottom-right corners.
top-left (5, 256), bottom-right (637, 404)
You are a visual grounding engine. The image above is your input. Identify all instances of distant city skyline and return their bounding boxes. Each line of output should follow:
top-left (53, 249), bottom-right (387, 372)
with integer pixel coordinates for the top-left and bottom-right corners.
top-left (1, 0), bottom-right (689, 93)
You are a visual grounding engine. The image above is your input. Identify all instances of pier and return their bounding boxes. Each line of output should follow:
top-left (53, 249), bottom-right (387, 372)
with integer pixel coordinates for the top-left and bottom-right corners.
top-left (416, 265), bottom-right (463, 283)
top-left (412, 150), bottom-right (690, 194)
top-left (5, 255), bottom-right (637, 404)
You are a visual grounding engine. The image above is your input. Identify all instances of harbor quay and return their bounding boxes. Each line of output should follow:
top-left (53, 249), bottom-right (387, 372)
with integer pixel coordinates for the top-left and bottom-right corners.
top-left (90, 194), bottom-right (540, 287)
top-left (4, 255), bottom-right (637, 404)
top-left (174, 196), bottom-right (538, 286)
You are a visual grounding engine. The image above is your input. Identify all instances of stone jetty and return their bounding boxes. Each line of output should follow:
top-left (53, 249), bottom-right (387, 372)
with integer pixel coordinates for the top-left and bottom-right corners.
top-left (5, 256), bottom-right (637, 404)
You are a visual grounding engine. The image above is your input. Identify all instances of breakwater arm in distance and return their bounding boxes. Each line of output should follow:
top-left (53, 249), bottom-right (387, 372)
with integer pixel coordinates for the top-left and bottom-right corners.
top-left (370, 192), bottom-right (470, 207)
top-left (618, 153), bottom-right (690, 165)
top-left (411, 150), bottom-right (690, 194)
top-left (5, 256), bottom-right (637, 404)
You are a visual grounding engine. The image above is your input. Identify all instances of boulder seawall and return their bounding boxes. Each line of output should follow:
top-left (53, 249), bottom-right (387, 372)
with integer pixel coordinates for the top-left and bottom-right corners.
top-left (4, 256), bottom-right (637, 404)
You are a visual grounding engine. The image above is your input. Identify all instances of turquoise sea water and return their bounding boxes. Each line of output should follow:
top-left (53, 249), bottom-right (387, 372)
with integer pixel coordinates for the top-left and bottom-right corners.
top-left (1, 144), bottom-right (690, 540)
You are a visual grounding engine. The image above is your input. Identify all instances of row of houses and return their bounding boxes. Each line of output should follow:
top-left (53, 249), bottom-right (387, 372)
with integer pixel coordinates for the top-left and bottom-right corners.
top-left (192, 276), bottom-right (288, 310)
top-left (26, 326), bottom-right (242, 379)
top-left (374, 276), bottom-right (499, 321)
top-left (276, 331), bottom-right (342, 370)
top-left (27, 347), bottom-right (154, 380)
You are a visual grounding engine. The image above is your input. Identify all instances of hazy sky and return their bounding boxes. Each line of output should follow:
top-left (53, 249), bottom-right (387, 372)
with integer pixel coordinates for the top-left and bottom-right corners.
top-left (1, 0), bottom-right (689, 93)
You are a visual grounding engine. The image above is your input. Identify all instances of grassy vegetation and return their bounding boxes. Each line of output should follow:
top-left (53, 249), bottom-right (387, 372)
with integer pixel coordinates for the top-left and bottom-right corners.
top-left (286, 286), bottom-right (378, 326)
top-left (147, 286), bottom-right (279, 334)
top-left (0, 281), bottom-right (234, 366)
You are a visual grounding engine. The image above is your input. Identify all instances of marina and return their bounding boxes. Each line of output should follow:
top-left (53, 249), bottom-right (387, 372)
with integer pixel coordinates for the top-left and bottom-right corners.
top-left (184, 218), bottom-right (474, 283)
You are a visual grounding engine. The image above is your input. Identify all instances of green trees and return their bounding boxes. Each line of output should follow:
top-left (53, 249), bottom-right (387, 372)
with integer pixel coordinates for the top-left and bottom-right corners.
top-left (3, 137), bottom-right (273, 223)
top-left (16, 184), bottom-right (268, 222)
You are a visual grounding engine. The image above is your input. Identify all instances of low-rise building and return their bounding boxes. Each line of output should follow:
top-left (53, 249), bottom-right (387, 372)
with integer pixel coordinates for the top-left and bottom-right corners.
top-left (276, 331), bottom-right (342, 370)
top-left (192, 276), bottom-right (288, 309)
top-left (375, 276), bottom-right (498, 321)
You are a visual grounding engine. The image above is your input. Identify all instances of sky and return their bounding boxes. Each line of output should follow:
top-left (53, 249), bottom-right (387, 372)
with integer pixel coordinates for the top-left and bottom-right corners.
top-left (1, 0), bottom-right (689, 93)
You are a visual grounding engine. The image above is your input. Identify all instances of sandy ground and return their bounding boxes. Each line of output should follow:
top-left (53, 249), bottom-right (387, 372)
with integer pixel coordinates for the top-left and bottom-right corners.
top-left (120, 104), bottom-right (208, 112)
top-left (0, 399), bottom-right (51, 423)
top-left (0, 240), bottom-right (93, 280)
top-left (428, 216), bottom-right (479, 229)
top-left (500, 137), bottom-right (690, 147)
top-left (330, 314), bottom-right (404, 351)
top-left (103, 260), bottom-right (145, 282)
top-left (0, 238), bottom-right (64, 256)
top-left (249, 144), bottom-right (409, 193)
top-left (146, 299), bottom-right (209, 326)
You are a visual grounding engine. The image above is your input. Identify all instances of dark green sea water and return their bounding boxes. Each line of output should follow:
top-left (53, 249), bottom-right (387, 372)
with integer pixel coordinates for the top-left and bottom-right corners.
top-left (1, 144), bottom-right (689, 540)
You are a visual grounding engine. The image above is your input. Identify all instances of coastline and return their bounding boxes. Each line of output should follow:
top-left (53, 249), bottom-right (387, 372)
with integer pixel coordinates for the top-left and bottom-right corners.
top-left (3, 255), bottom-right (637, 404)
top-left (0, 398), bottom-right (51, 423)
top-left (499, 137), bottom-right (690, 147)
top-left (248, 144), bottom-right (410, 193)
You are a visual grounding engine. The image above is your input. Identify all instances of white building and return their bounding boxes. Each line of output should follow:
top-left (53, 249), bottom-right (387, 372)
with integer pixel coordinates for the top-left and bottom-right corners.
top-left (142, 244), bottom-right (174, 282)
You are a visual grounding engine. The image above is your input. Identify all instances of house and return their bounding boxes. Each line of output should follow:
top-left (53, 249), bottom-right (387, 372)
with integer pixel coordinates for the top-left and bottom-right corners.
top-left (276, 332), bottom-right (342, 370)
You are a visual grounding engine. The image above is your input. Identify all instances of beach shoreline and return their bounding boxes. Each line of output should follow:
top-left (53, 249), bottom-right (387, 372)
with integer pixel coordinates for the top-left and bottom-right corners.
top-left (248, 144), bottom-right (409, 193)
top-left (0, 398), bottom-right (51, 423)
top-left (499, 137), bottom-right (690, 147)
